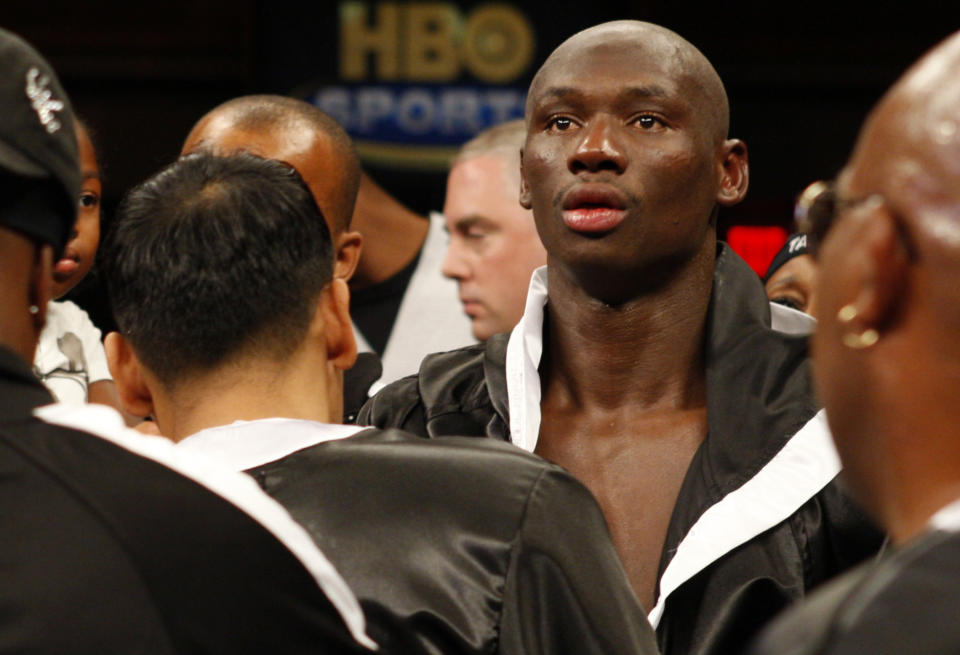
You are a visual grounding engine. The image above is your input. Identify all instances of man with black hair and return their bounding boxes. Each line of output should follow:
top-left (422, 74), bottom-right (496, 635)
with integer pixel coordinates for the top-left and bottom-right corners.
top-left (360, 20), bottom-right (883, 655)
top-left (0, 26), bottom-right (375, 654)
top-left (182, 96), bottom-right (474, 394)
top-left (104, 151), bottom-right (658, 655)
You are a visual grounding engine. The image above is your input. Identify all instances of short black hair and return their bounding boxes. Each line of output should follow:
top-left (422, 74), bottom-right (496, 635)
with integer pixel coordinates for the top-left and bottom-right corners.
top-left (102, 153), bottom-right (334, 386)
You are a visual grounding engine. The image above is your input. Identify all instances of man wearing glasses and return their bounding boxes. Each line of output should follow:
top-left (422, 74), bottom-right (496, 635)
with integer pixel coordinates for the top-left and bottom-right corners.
top-left (752, 30), bottom-right (960, 655)
top-left (361, 20), bottom-right (884, 655)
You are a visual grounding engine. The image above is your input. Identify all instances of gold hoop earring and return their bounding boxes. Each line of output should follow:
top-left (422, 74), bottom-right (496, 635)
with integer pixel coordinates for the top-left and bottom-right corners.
top-left (837, 304), bottom-right (879, 349)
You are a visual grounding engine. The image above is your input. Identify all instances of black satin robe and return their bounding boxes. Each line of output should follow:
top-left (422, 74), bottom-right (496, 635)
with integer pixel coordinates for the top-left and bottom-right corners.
top-left (751, 528), bottom-right (960, 655)
top-left (0, 346), bottom-right (369, 654)
top-left (358, 244), bottom-right (885, 655)
top-left (246, 428), bottom-right (659, 655)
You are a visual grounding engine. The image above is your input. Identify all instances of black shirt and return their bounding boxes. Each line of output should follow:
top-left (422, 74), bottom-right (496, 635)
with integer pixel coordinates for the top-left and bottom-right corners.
top-left (0, 345), bottom-right (372, 654)
top-left (751, 527), bottom-right (960, 655)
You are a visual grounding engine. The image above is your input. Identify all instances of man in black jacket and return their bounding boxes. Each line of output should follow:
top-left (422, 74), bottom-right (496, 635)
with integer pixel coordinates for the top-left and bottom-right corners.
top-left (360, 20), bottom-right (884, 655)
top-left (103, 152), bottom-right (658, 655)
top-left (0, 26), bottom-right (374, 654)
top-left (751, 29), bottom-right (960, 655)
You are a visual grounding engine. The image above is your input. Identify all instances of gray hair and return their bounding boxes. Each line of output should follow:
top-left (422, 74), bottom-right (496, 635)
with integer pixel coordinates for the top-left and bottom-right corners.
top-left (451, 119), bottom-right (525, 170)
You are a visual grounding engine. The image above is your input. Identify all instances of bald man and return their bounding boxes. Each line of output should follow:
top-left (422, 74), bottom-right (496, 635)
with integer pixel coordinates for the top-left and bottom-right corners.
top-left (751, 30), bottom-right (960, 655)
top-left (182, 95), bottom-right (363, 280)
top-left (362, 21), bottom-right (883, 655)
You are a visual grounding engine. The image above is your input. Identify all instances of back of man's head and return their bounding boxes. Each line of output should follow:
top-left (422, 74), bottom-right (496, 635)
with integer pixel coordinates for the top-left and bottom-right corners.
top-left (102, 153), bottom-right (334, 388)
top-left (809, 30), bottom-right (960, 541)
top-left (182, 95), bottom-right (361, 235)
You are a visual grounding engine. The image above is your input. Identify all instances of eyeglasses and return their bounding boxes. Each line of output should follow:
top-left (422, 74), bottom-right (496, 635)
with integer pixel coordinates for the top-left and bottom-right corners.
top-left (794, 180), bottom-right (885, 255)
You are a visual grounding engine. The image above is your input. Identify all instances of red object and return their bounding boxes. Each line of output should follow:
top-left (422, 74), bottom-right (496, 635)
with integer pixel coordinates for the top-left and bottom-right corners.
top-left (726, 225), bottom-right (789, 277)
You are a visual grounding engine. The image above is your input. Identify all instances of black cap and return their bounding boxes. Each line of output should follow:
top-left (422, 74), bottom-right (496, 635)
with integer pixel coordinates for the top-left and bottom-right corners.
top-left (0, 27), bottom-right (79, 254)
top-left (763, 233), bottom-right (810, 283)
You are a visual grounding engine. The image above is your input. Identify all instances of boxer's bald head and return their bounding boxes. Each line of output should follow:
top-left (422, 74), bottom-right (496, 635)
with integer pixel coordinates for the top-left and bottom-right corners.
top-left (527, 21), bottom-right (730, 146)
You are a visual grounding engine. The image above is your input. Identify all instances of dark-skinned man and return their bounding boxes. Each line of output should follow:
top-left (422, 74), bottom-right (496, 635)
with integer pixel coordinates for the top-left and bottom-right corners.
top-left (360, 20), bottom-right (883, 655)
top-left (751, 30), bottom-right (960, 655)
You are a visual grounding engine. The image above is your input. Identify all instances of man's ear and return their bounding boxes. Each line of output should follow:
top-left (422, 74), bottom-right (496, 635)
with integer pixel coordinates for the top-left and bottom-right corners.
top-left (29, 244), bottom-right (54, 330)
top-left (842, 202), bottom-right (910, 336)
top-left (104, 332), bottom-right (156, 419)
top-left (334, 230), bottom-right (363, 281)
top-left (716, 138), bottom-right (749, 207)
top-left (519, 149), bottom-right (533, 209)
top-left (322, 278), bottom-right (358, 371)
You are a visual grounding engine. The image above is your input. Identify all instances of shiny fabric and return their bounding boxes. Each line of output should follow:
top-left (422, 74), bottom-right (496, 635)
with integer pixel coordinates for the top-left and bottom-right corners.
top-left (751, 529), bottom-right (960, 655)
top-left (246, 428), bottom-right (659, 655)
top-left (359, 244), bottom-right (885, 655)
top-left (0, 346), bottom-right (370, 654)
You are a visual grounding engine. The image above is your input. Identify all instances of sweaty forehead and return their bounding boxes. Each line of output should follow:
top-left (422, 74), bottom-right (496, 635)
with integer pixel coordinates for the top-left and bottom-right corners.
top-left (184, 114), bottom-right (316, 160)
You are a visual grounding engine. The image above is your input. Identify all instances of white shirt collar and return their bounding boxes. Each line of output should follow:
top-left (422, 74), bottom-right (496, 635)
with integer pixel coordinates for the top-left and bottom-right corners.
top-left (928, 496), bottom-right (960, 533)
top-left (504, 265), bottom-right (818, 453)
top-left (505, 266), bottom-right (548, 453)
top-left (177, 418), bottom-right (365, 472)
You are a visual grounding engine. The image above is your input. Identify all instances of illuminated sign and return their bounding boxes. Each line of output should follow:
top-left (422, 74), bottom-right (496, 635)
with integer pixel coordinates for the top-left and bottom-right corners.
top-left (311, 2), bottom-right (535, 169)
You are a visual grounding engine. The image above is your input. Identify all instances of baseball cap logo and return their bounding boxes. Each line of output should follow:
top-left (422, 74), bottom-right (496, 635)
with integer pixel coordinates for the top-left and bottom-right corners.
top-left (25, 67), bottom-right (64, 134)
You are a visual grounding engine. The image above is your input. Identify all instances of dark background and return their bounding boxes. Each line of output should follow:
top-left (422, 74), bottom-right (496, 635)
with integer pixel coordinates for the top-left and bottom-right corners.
top-left (4, 0), bottom-right (958, 326)
top-left (7, 1), bottom-right (958, 223)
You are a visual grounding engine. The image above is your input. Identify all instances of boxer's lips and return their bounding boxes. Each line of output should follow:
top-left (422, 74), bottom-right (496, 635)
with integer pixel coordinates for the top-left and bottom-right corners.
top-left (561, 186), bottom-right (628, 233)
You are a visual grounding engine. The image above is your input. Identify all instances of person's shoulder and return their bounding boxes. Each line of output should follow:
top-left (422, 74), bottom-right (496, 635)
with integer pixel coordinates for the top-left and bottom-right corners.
top-left (829, 530), bottom-right (960, 652)
top-left (341, 426), bottom-right (569, 488)
top-left (15, 404), bottom-right (377, 650)
top-left (748, 561), bottom-right (871, 655)
top-left (323, 427), bottom-right (594, 518)
top-left (358, 336), bottom-right (503, 436)
top-left (752, 530), bottom-right (960, 655)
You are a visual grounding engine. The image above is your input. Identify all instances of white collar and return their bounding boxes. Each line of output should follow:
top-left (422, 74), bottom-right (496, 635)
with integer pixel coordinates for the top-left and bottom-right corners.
top-left (505, 266), bottom-right (548, 453)
top-left (502, 266), bottom-right (840, 629)
top-left (504, 266), bottom-right (818, 452)
top-left (928, 496), bottom-right (960, 533)
top-left (177, 418), bottom-right (365, 472)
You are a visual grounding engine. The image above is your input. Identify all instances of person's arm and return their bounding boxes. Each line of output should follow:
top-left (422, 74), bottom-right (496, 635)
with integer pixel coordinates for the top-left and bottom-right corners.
top-left (499, 468), bottom-right (659, 655)
top-left (356, 374), bottom-right (428, 433)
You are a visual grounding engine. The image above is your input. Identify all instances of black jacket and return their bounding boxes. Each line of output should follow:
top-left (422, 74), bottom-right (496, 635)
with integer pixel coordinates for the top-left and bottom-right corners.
top-left (0, 346), bottom-right (370, 654)
top-left (751, 527), bottom-right (960, 655)
top-left (244, 426), bottom-right (659, 655)
top-left (359, 245), bottom-right (885, 655)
